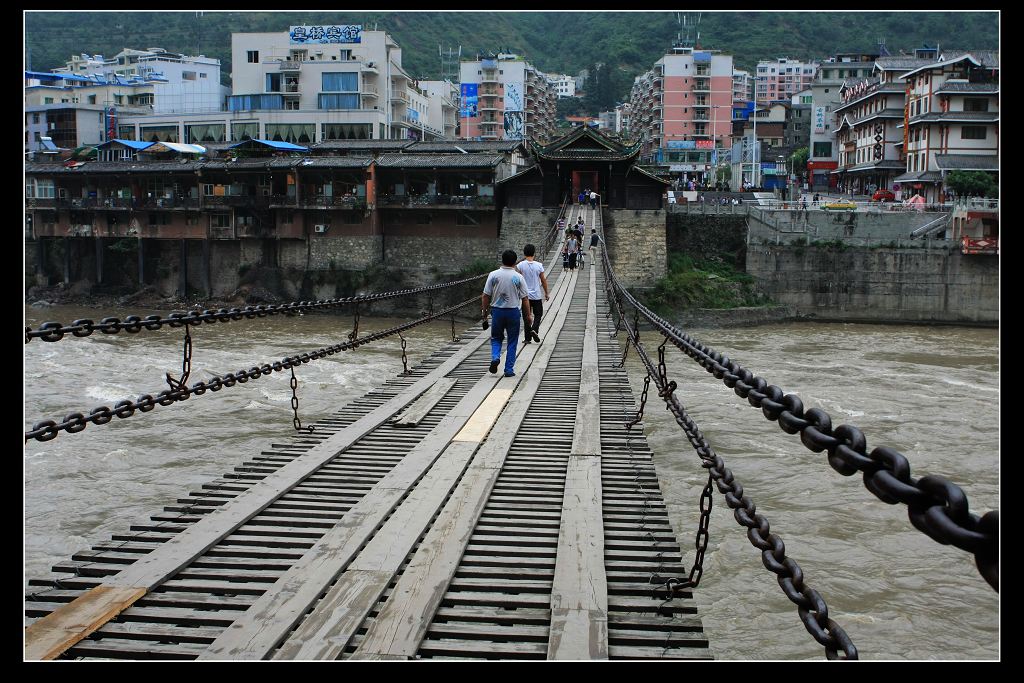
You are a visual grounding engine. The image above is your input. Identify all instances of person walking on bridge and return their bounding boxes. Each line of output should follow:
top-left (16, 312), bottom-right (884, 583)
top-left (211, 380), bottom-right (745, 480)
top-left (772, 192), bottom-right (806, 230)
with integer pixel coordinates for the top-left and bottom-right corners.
top-left (565, 233), bottom-right (581, 271)
top-left (589, 190), bottom-right (598, 209)
top-left (482, 250), bottom-right (532, 377)
top-left (517, 243), bottom-right (548, 346)
top-left (588, 227), bottom-right (600, 262)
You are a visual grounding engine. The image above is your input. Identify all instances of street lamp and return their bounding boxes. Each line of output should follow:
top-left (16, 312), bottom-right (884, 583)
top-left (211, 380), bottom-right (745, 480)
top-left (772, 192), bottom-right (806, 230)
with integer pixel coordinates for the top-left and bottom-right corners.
top-left (711, 104), bottom-right (724, 189)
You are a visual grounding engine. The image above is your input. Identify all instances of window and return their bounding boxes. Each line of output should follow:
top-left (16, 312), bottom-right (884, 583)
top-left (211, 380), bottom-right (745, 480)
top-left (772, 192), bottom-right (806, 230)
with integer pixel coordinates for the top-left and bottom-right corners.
top-left (186, 123), bottom-right (226, 143)
top-left (322, 72), bottom-right (358, 91)
top-left (87, 95), bottom-right (96, 104)
top-left (265, 123), bottom-right (314, 144)
top-left (963, 98), bottom-right (989, 112)
top-left (961, 126), bottom-right (987, 140)
top-left (231, 122), bottom-right (259, 141)
top-left (200, 72), bottom-right (207, 78)
top-left (266, 73), bottom-right (282, 92)
top-left (44, 97), bottom-right (54, 104)
top-left (813, 141), bottom-right (831, 157)
top-left (247, 50), bottom-right (259, 63)
top-left (32, 113), bottom-right (40, 124)
top-left (228, 94), bottom-right (283, 111)
top-left (322, 123), bottom-right (371, 140)
top-left (148, 213), bottom-right (170, 227)
top-left (210, 213), bottom-right (231, 228)
top-left (140, 125), bottom-right (179, 143)
top-left (183, 71), bottom-right (197, 80)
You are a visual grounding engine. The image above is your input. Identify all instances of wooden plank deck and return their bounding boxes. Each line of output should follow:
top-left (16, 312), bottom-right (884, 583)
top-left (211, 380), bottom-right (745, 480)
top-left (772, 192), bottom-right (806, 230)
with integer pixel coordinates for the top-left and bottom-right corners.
top-left (25, 210), bottom-right (711, 661)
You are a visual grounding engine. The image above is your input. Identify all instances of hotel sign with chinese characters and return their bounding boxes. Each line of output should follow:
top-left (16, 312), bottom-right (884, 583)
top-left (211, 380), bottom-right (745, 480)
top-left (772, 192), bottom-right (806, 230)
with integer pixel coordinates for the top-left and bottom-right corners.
top-left (289, 25), bottom-right (362, 44)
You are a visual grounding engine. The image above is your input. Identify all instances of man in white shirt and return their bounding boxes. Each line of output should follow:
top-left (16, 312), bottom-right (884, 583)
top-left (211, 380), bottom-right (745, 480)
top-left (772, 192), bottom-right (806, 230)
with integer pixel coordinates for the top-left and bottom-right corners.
top-left (482, 250), bottom-right (532, 377)
top-left (517, 243), bottom-right (548, 346)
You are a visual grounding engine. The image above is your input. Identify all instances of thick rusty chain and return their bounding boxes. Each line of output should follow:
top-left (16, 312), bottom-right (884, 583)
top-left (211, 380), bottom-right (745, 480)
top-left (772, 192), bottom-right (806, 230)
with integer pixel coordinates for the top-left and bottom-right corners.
top-left (26, 273), bottom-right (487, 343)
top-left (602, 241), bottom-right (857, 660)
top-left (450, 313), bottom-right (461, 343)
top-left (613, 279), bottom-right (998, 593)
top-left (165, 323), bottom-right (192, 392)
top-left (25, 297), bottom-right (478, 443)
top-left (289, 366), bottom-right (314, 434)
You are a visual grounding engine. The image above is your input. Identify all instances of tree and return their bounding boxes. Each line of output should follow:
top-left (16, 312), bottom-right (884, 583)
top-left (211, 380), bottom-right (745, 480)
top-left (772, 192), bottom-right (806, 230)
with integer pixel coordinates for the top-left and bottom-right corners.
top-left (788, 146), bottom-right (809, 181)
top-left (945, 170), bottom-right (998, 198)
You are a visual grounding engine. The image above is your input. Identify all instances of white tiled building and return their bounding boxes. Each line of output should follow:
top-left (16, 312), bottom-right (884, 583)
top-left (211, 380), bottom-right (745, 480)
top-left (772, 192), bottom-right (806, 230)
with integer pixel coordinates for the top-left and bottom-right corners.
top-left (756, 58), bottom-right (817, 105)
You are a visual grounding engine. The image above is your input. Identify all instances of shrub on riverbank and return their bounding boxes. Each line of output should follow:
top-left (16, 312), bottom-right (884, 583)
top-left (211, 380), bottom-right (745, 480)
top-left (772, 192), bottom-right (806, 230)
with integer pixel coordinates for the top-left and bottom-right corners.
top-left (642, 254), bottom-right (771, 315)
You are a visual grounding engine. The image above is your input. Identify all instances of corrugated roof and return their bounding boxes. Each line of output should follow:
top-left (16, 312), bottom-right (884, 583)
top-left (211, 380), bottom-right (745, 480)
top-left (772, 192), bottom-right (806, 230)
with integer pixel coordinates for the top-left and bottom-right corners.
top-left (294, 157), bottom-right (374, 168)
top-left (893, 171), bottom-right (943, 182)
top-left (875, 57), bottom-right (934, 71)
top-left (408, 140), bottom-right (521, 153)
top-left (628, 165), bottom-right (671, 186)
top-left (96, 139), bottom-right (154, 151)
top-left (375, 153), bottom-right (503, 168)
top-left (934, 154), bottom-right (999, 171)
top-left (909, 111), bottom-right (998, 124)
top-left (142, 142), bottom-right (206, 154)
top-left (495, 164), bottom-right (540, 184)
top-left (201, 158), bottom-right (298, 170)
top-left (229, 139), bottom-right (310, 152)
top-left (934, 81), bottom-right (999, 93)
top-left (311, 140), bottom-right (413, 151)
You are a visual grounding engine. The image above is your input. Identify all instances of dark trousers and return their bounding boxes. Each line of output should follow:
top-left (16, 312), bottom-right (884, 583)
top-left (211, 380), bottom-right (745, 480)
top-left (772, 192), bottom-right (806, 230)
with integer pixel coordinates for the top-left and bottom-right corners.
top-left (523, 298), bottom-right (542, 339)
top-left (590, 198), bottom-right (596, 208)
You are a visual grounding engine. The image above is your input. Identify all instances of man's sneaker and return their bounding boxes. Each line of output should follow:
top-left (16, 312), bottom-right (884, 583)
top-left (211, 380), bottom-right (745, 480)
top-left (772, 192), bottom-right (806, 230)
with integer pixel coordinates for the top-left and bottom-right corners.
top-left (489, 359), bottom-right (499, 374)
top-left (530, 329), bottom-right (541, 343)
top-left (523, 338), bottom-right (531, 346)
top-left (504, 371), bottom-right (516, 377)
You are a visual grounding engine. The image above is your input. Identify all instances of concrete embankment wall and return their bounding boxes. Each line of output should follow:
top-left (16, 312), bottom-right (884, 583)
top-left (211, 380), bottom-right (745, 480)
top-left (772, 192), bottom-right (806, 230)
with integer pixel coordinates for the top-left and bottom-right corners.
top-left (747, 207), bottom-right (952, 247)
top-left (746, 244), bottom-right (998, 324)
top-left (603, 209), bottom-right (667, 288)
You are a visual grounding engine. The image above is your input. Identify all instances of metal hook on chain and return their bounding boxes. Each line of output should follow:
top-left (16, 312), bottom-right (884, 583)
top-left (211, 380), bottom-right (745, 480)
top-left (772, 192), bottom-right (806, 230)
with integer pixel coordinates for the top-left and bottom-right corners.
top-left (289, 366), bottom-right (314, 434)
top-left (166, 323), bottom-right (192, 392)
top-left (625, 374), bottom-right (650, 430)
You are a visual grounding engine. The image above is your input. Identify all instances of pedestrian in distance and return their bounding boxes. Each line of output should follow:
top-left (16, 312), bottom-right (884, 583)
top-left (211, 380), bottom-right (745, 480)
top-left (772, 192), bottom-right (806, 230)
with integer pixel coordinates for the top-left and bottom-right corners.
top-left (588, 227), bottom-right (600, 261)
top-left (565, 234), bottom-right (580, 270)
top-left (482, 250), bottom-right (532, 377)
top-left (589, 190), bottom-right (598, 209)
top-left (517, 243), bottom-right (548, 346)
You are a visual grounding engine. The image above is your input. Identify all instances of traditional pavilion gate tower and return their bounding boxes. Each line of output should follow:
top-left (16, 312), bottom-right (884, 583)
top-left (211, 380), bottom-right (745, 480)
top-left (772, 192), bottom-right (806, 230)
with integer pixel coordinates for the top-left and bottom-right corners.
top-left (499, 126), bottom-right (668, 209)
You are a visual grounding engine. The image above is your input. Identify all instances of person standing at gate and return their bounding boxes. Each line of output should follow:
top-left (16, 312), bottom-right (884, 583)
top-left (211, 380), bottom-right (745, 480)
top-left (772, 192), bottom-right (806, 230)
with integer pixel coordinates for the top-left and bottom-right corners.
top-left (482, 250), bottom-right (532, 377)
top-left (517, 243), bottom-right (548, 346)
top-left (589, 190), bottom-right (598, 209)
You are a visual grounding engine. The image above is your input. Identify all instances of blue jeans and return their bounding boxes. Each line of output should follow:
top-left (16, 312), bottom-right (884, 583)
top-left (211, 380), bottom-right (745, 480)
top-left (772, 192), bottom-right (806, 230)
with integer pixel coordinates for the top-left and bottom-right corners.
top-left (490, 307), bottom-right (521, 374)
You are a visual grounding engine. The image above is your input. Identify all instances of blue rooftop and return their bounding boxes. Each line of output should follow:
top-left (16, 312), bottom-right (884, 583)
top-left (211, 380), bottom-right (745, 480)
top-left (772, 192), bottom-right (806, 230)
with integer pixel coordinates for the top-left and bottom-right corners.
top-left (95, 139), bottom-right (155, 151)
top-left (229, 139), bottom-right (310, 152)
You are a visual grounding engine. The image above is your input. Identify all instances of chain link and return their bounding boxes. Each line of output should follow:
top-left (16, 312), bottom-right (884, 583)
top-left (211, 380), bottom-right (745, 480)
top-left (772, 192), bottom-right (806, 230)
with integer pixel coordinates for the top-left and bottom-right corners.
top-left (398, 332), bottom-right (410, 376)
top-left (451, 313), bottom-right (461, 343)
top-left (26, 273), bottom-right (488, 343)
top-left (165, 323), bottom-right (193, 392)
top-left (347, 302), bottom-right (361, 342)
top-left (26, 296), bottom-right (479, 443)
top-left (289, 366), bottom-right (314, 434)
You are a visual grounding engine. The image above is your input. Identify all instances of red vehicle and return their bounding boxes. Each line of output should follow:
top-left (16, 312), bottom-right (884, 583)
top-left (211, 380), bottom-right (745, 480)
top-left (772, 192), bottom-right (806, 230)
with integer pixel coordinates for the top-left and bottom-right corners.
top-left (872, 188), bottom-right (896, 202)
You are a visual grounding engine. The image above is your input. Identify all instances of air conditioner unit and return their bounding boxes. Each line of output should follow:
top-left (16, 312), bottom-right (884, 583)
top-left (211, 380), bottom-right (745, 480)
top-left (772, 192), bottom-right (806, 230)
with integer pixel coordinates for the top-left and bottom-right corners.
top-left (314, 224), bottom-right (328, 233)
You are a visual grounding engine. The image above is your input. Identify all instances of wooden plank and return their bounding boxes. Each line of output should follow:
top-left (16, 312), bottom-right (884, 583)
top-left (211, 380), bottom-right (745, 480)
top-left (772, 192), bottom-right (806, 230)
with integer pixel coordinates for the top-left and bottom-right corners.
top-left (350, 270), bottom-right (581, 660)
top-left (571, 264), bottom-right (601, 456)
top-left (24, 586), bottom-right (146, 660)
top-left (548, 454), bottom-right (608, 659)
top-left (389, 377), bottom-right (457, 427)
top-left (200, 270), bottom-right (575, 660)
top-left (452, 388), bottom-right (513, 442)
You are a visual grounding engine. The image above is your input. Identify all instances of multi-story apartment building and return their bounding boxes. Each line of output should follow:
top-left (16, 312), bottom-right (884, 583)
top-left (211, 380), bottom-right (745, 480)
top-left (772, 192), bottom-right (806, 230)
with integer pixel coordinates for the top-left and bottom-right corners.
top-left (627, 44), bottom-right (733, 183)
top-left (732, 69), bottom-right (754, 103)
top-left (808, 51), bottom-right (881, 189)
top-left (107, 27), bottom-right (450, 145)
top-left (458, 54), bottom-right (557, 143)
top-left (755, 58), bottom-right (817, 105)
top-left (894, 50), bottom-right (998, 203)
top-left (548, 74), bottom-right (577, 98)
top-left (51, 48), bottom-right (227, 114)
top-left (419, 80), bottom-right (459, 139)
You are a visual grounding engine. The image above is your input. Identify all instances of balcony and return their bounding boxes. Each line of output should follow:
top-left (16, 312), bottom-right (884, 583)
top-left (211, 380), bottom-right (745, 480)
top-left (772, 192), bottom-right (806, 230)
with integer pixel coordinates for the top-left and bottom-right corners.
top-left (361, 85), bottom-right (378, 98)
top-left (361, 62), bottom-right (378, 74)
top-left (278, 60), bottom-right (301, 72)
top-left (693, 79), bottom-right (710, 93)
top-left (283, 82), bottom-right (300, 94)
top-left (139, 197), bottom-right (201, 210)
top-left (209, 225), bottom-right (235, 240)
top-left (391, 90), bottom-right (410, 104)
top-left (26, 197), bottom-right (58, 209)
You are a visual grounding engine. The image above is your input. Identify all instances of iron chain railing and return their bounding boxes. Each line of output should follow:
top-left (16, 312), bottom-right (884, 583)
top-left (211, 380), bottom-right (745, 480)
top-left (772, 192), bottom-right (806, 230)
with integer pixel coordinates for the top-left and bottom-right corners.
top-left (26, 273), bottom-right (487, 343)
top-left (612, 281), bottom-right (999, 593)
top-left (600, 222), bottom-right (858, 660)
top-left (25, 297), bottom-right (478, 443)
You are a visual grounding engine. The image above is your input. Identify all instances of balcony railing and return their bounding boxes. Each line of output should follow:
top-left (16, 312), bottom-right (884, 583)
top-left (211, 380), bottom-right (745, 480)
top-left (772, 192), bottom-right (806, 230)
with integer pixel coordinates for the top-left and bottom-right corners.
top-left (209, 226), bottom-right (235, 239)
top-left (377, 194), bottom-right (495, 208)
top-left (202, 195), bottom-right (270, 208)
top-left (300, 195), bottom-right (367, 210)
top-left (139, 197), bottom-right (201, 210)
top-left (278, 60), bottom-right (301, 71)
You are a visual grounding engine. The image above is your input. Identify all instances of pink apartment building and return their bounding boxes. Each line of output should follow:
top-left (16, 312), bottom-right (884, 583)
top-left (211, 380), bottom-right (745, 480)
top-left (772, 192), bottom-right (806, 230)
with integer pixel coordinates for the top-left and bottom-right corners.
top-left (628, 46), bottom-right (733, 179)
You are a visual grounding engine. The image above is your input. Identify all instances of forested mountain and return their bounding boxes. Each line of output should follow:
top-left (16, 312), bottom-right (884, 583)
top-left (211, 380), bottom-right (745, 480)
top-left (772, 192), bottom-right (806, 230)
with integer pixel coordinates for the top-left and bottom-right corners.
top-left (25, 10), bottom-right (998, 112)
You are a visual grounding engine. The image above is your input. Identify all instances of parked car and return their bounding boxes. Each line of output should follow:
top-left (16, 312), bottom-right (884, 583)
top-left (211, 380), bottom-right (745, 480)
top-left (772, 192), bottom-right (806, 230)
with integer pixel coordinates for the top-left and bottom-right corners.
top-left (872, 188), bottom-right (896, 202)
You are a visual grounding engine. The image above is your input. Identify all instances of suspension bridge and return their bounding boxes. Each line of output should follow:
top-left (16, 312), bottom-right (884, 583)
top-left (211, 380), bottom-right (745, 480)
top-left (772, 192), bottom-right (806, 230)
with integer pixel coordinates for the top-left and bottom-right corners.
top-left (24, 201), bottom-right (997, 661)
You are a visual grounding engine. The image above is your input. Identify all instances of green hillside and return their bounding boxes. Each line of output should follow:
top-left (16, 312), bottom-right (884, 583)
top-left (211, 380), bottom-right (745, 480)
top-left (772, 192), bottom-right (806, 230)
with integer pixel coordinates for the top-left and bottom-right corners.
top-left (25, 10), bottom-right (998, 110)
